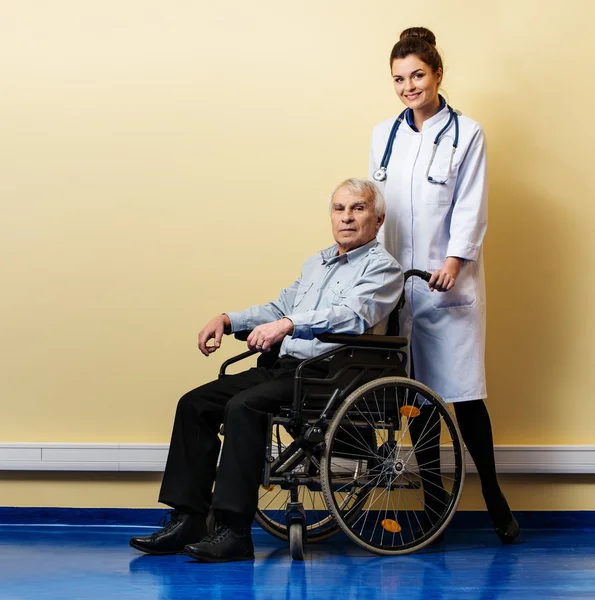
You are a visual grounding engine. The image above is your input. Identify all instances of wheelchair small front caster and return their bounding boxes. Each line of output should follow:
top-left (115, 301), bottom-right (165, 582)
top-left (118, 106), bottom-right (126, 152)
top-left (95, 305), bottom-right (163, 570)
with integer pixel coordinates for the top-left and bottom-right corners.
top-left (289, 522), bottom-right (305, 560)
top-left (286, 501), bottom-right (307, 560)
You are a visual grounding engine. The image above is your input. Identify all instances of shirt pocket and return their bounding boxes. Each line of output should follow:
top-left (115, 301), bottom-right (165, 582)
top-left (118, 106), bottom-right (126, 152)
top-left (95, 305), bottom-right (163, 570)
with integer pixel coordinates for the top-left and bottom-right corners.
top-left (293, 281), bottom-right (313, 308)
top-left (428, 259), bottom-right (477, 310)
top-left (329, 280), bottom-right (353, 302)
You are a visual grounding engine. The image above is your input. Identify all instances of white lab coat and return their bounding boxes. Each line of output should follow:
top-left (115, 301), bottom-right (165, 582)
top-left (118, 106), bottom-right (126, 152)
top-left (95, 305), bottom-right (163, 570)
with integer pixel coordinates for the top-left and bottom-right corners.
top-left (370, 105), bottom-right (488, 402)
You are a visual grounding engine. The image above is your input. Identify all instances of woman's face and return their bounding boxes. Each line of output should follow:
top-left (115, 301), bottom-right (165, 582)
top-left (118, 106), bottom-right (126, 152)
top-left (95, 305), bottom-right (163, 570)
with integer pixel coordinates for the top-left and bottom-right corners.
top-left (391, 54), bottom-right (442, 112)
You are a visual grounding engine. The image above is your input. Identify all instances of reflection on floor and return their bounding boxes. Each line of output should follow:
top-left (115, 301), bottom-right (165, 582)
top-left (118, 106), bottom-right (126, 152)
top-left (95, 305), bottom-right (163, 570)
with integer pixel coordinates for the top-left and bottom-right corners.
top-left (1, 524), bottom-right (594, 599)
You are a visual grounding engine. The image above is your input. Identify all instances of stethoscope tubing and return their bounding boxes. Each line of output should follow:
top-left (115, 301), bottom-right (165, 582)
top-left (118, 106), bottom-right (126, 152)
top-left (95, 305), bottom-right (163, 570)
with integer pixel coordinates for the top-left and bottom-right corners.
top-left (373, 105), bottom-right (460, 183)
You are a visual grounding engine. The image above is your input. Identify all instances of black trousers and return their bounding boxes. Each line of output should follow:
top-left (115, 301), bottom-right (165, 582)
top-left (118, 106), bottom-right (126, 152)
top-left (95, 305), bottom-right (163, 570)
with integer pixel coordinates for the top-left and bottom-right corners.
top-left (159, 358), bottom-right (326, 520)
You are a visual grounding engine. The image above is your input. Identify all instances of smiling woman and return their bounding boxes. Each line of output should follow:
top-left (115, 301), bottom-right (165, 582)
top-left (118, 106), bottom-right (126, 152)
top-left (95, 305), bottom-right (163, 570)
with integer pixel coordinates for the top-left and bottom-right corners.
top-left (390, 28), bottom-right (443, 132)
top-left (369, 26), bottom-right (520, 546)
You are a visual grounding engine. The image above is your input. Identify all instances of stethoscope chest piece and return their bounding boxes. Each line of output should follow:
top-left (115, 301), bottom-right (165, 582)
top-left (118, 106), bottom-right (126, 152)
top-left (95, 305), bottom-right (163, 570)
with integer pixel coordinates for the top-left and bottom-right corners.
top-left (372, 167), bottom-right (387, 182)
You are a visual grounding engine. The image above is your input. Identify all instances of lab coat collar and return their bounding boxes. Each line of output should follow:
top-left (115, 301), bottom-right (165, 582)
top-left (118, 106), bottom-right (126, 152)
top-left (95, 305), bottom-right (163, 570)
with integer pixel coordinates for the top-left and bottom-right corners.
top-left (321, 239), bottom-right (379, 267)
top-left (404, 95), bottom-right (449, 133)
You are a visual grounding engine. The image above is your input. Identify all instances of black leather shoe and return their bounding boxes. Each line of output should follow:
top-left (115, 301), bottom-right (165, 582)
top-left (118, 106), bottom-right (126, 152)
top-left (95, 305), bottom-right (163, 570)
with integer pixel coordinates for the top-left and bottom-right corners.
top-left (184, 525), bottom-right (254, 562)
top-left (495, 515), bottom-right (520, 545)
top-left (130, 512), bottom-right (207, 555)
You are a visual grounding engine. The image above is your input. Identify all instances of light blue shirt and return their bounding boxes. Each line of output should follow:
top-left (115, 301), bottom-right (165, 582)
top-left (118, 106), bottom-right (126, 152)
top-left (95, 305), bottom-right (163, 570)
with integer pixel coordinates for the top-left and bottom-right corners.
top-left (226, 239), bottom-right (404, 360)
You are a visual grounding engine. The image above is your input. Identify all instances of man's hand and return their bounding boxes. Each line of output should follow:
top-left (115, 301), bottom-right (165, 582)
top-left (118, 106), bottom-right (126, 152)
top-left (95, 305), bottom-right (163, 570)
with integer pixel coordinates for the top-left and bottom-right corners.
top-left (198, 314), bottom-right (231, 357)
top-left (247, 318), bottom-right (294, 353)
top-left (428, 257), bottom-right (463, 292)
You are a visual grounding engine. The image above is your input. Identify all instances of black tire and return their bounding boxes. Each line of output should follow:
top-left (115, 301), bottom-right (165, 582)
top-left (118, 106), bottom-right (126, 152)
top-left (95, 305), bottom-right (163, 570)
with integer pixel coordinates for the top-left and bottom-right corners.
top-left (289, 523), bottom-right (305, 560)
top-left (321, 376), bottom-right (465, 555)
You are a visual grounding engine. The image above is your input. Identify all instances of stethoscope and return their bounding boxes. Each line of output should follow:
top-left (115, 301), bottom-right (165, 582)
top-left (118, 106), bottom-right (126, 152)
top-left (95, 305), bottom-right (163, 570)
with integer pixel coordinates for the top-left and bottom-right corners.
top-left (372, 104), bottom-right (460, 185)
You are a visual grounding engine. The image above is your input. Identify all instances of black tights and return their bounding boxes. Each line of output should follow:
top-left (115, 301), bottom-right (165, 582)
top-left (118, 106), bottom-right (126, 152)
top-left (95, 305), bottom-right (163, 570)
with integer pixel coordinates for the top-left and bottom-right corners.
top-left (454, 399), bottom-right (512, 525)
top-left (409, 399), bottom-right (512, 527)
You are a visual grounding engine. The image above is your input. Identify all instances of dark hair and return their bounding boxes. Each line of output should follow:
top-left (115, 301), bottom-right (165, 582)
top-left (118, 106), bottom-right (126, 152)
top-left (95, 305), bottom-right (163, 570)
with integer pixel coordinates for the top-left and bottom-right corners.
top-left (389, 27), bottom-right (443, 73)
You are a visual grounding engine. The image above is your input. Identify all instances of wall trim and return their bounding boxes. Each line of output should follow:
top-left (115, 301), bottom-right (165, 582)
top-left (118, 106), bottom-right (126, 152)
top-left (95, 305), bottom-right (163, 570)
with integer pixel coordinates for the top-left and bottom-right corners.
top-left (0, 507), bottom-right (595, 529)
top-left (0, 443), bottom-right (594, 474)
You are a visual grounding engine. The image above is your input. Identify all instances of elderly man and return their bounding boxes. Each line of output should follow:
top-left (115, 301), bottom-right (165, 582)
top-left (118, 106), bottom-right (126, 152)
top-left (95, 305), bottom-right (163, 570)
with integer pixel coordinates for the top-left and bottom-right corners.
top-left (130, 178), bottom-right (403, 562)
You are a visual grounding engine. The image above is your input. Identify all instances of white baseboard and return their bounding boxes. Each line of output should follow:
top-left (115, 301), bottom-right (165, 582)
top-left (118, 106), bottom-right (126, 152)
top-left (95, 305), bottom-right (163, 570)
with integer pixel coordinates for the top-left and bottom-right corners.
top-left (0, 443), bottom-right (593, 474)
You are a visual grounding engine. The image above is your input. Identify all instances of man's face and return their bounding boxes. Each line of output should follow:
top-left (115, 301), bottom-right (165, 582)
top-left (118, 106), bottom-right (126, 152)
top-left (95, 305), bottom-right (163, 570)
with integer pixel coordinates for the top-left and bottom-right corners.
top-left (330, 186), bottom-right (384, 254)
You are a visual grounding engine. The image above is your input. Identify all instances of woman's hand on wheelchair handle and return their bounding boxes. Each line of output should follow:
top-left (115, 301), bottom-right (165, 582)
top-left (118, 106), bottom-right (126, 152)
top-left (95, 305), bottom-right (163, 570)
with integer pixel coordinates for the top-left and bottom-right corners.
top-left (198, 314), bottom-right (232, 357)
top-left (428, 257), bottom-right (463, 293)
top-left (247, 318), bottom-right (294, 353)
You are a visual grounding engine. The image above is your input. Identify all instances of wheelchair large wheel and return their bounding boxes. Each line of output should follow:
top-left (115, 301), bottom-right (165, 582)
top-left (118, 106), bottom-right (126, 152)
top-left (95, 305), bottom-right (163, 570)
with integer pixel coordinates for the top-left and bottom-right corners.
top-left (320, 376), bottom-right (465, 555)
top-left (254, 423), bottom-right (362, 543)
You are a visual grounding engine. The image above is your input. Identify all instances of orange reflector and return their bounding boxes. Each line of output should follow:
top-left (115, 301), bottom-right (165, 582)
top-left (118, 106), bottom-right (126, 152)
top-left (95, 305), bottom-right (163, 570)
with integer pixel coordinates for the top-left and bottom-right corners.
top-left (381, 519), bottom-right (402, 533)
top-left (400, 405), bottom-right (421, 418)
top-left (261, 485), bottom-right (275, 492)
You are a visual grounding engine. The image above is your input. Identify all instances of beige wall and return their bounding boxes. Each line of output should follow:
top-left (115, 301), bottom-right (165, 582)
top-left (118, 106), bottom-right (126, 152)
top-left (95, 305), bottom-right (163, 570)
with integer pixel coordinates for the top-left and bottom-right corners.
top-left (1, 0), bottom-right (594, 508)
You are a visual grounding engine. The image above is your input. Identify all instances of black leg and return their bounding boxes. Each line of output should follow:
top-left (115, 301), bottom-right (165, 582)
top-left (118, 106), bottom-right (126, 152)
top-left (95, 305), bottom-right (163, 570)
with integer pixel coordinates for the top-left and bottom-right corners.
top-left (453, 399), bottom-right (518, 541)
top-left (409, 403), bottom-right (447, 526)
top-left (158, 368), bottom-right (269, 515)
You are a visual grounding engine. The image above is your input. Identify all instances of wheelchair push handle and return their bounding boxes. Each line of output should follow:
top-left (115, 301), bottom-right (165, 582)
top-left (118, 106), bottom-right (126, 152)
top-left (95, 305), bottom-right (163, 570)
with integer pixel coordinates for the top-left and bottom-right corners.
top-left (404, 269), bottom-right (432, 283)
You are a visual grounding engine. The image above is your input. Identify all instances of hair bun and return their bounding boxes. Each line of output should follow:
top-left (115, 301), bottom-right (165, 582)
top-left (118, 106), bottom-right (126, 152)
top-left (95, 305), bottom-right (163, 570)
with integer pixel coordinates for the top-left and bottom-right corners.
top-left (399, 27), bottom-right (437, 47)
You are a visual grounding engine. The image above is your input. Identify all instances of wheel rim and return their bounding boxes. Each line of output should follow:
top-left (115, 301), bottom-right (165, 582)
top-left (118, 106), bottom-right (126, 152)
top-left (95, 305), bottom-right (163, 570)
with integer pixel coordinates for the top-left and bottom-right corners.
top-left (321, 376), bottom-right (465, 555)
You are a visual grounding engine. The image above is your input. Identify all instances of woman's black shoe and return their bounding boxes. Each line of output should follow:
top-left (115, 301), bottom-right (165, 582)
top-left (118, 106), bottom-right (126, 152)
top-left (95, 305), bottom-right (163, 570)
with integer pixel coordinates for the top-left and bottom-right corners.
top-left (484, 489), bottom-right (520, 545)
top-left (494, 515), bottom-right (520, 545)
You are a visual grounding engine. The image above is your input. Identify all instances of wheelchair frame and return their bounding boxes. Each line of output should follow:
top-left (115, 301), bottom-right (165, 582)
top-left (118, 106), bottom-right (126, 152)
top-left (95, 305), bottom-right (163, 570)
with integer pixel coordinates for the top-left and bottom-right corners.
top-left (219, 270), bottom-right (466, 559)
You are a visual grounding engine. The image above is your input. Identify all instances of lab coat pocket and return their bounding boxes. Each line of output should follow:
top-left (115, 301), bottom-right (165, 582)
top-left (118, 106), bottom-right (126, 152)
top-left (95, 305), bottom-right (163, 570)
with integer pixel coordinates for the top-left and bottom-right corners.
top-left (293, 282), bottom-right (313, 308)
top-left (428, 259), bottom-right (476, 309)
top-left (423, 177), bottom-right (457, 206)
top-left (423, 142), bottom-right (459, 205)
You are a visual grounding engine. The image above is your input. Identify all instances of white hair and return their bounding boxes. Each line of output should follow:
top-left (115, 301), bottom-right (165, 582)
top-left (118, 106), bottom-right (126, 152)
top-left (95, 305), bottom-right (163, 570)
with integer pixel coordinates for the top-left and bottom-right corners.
top-left (329, 178), bottom-right (386, 218)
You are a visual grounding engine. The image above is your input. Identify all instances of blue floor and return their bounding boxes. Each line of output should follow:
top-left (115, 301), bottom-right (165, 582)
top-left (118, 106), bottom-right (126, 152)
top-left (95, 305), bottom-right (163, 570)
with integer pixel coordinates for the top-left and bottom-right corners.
top-left (1, 525), bottom-right (595, 599)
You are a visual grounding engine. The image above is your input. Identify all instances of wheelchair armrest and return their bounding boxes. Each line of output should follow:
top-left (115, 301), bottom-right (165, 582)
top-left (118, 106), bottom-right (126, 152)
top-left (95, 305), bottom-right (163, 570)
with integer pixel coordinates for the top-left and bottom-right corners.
top-left (237, 329), bottom-right (406, 350)
top-left (316, 332), bottom-right (408, 349)
top-left (218, 331), bottom-right (281, 377)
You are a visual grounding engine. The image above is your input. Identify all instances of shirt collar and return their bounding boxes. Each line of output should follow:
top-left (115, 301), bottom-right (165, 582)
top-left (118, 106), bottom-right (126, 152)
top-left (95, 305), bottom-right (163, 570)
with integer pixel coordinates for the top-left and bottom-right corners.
top-left (321, 239), bottom-right (378, 266)
top-left (405, 95), bottom-right (447, 132)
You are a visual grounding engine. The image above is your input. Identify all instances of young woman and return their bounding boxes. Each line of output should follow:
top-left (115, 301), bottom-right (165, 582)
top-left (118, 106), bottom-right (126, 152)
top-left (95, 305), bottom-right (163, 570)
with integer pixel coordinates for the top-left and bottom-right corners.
top-left (369, 26), bottom-right (519, 544)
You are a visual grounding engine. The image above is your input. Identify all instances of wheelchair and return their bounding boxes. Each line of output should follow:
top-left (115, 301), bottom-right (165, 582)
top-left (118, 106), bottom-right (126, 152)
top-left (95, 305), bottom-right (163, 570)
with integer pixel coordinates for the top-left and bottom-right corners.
top-left (218, 270), bottom-right (465, 559)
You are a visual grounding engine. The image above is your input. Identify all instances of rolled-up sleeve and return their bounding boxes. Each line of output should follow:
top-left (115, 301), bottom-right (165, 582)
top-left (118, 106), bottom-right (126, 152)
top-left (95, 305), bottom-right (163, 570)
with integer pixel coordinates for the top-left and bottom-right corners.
top-left (287, 258), bottom-right (403, 340)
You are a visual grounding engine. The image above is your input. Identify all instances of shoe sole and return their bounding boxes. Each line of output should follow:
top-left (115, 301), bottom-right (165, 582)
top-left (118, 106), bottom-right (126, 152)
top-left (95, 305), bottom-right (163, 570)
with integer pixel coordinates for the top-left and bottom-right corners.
top-left (184, 549), bottom-right (255, 563)
top-left (129, 540), bottom-right (185, 555)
